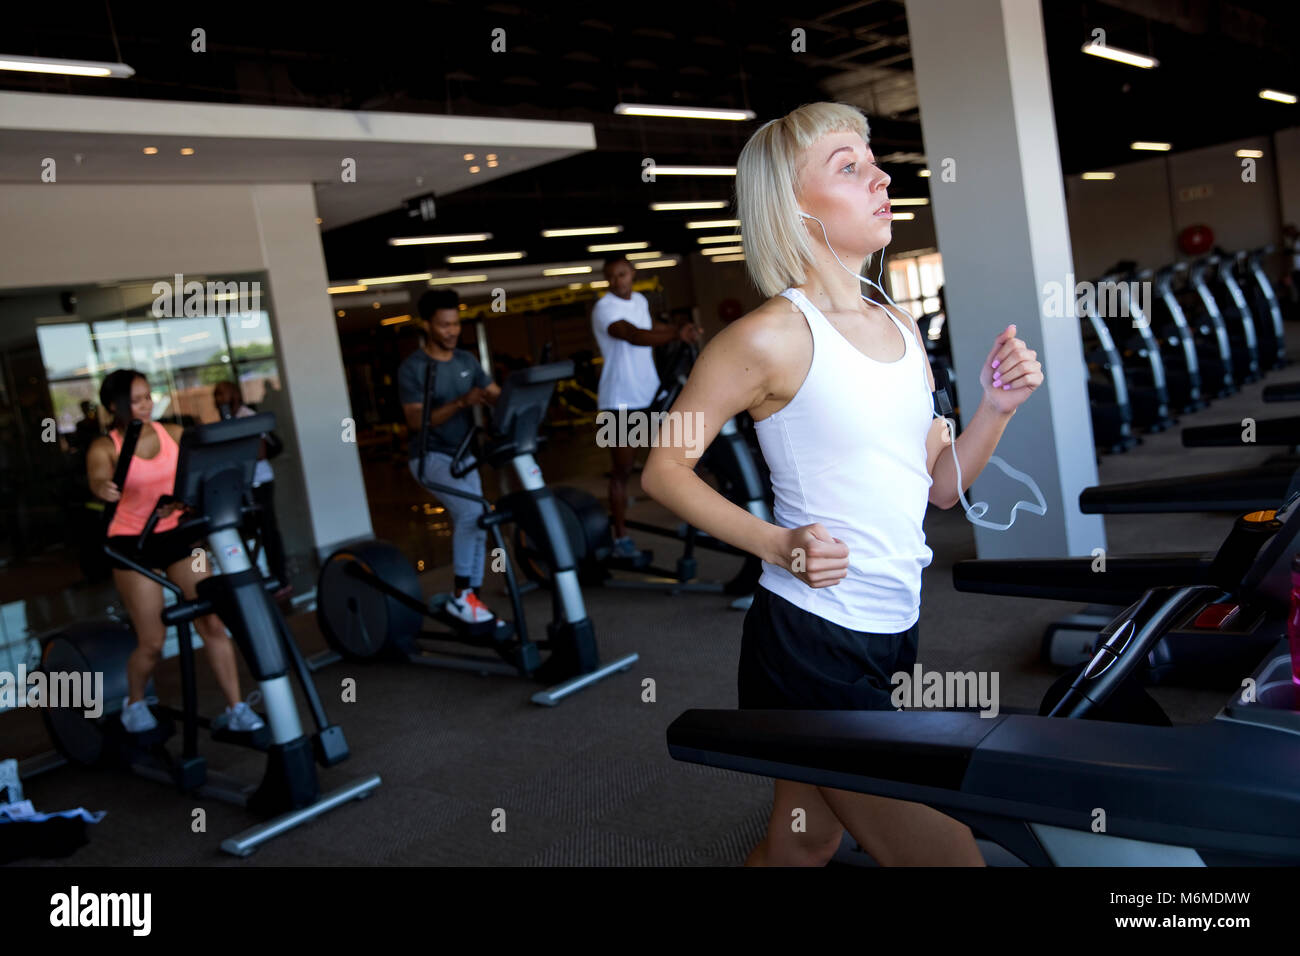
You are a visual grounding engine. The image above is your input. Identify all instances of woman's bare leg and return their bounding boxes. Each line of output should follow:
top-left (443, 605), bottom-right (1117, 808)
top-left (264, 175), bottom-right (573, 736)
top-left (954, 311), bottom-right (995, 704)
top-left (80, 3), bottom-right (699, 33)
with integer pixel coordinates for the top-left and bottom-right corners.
top-left (114, 568), bottom-right (166, 703)
top-left (165, 554), bottom-right (242, 708)
top-left (748, 779), bottom-right (986, 866)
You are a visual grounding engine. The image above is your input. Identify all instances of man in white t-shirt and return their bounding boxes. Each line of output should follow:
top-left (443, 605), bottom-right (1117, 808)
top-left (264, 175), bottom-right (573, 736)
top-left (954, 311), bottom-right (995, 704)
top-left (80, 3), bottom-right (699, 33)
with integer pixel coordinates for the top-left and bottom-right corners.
top-left (591, 256), bottom-right (699, 558)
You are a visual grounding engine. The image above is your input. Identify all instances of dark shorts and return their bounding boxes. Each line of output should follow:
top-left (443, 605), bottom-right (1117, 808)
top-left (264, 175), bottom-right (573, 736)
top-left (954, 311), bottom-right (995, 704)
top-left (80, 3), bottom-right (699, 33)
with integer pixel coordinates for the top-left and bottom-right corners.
top-left (738, 587), bottom-right (920, 710)
top-left (107, 526), bottom-right (204, 573)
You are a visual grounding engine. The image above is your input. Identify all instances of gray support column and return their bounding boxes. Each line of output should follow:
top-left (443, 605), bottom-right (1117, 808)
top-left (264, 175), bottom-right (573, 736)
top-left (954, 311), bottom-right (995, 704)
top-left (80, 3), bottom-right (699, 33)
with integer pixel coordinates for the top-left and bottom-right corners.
top-left (904, 0), bottom-right (1105, 558)
top-left (250, 184), bottom-right (373, 559)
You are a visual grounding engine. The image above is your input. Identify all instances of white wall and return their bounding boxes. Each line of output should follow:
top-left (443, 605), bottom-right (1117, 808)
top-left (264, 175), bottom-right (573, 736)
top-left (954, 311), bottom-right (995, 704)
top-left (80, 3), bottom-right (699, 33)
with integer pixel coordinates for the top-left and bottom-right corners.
top-left (1066, 128), bottom-right (1295, 279)
top-left (0, 182), bottom-right (372, 561)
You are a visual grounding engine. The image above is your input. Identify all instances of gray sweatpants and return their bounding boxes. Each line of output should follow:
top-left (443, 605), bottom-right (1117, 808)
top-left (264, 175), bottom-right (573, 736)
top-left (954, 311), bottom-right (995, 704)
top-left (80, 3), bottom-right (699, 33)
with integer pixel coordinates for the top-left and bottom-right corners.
top-left (409, 451), bottom-right (487, 588)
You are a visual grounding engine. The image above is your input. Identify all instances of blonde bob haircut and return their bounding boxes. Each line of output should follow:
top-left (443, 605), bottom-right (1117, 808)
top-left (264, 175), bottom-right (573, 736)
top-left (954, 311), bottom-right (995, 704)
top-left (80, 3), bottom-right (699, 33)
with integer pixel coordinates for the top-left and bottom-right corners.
top-left (735, 102), bottom-right (872, 299)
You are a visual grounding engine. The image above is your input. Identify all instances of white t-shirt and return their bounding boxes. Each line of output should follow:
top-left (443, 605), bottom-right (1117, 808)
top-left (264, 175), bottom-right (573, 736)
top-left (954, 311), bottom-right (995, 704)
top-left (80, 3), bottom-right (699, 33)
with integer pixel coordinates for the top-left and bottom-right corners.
top-left (591, 291), bottom-right (662, 410)
top-left (235, 405), bottom-right (275, 487)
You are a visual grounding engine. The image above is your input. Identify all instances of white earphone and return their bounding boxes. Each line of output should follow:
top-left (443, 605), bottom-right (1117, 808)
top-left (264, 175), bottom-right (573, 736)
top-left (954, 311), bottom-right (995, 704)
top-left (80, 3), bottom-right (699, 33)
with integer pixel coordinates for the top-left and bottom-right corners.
top-left (797, 210), bottom-right (1047, 532)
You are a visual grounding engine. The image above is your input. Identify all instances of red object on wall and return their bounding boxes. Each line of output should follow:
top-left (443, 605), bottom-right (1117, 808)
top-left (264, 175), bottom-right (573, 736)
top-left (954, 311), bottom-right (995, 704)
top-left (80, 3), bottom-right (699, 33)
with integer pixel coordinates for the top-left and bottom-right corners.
top-left (717, 298), bottom-right (743, 323)
top-left (1179, 224), bottom-right (1214, 256)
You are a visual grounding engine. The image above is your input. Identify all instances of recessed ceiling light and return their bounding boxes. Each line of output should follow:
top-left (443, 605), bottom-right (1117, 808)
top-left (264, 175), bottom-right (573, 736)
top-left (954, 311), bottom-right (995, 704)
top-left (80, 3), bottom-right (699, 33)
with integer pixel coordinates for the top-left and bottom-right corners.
top-left (0, 54), bottom-right (134, 77)
top-left (1080, 42), bottom-right (1158, 69)
top-left (1259, 89), bottom-right (1296, 104)
top-left (651, 201), bottom-right (729, 211)
top-left (614, 103), bottom-right (756, 121)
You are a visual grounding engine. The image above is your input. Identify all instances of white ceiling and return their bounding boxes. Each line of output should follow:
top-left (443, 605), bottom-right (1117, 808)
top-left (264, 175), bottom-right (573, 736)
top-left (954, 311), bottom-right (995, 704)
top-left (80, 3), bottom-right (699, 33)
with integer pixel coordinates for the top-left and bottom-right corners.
top-left (0, 91), bottom-right (596, 228)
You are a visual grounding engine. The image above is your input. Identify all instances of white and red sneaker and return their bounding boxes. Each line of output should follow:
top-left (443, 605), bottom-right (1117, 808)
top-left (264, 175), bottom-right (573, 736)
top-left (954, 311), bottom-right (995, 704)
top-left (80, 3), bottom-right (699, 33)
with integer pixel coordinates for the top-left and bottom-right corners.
top-left (444, 589), bottom-right (496, 625)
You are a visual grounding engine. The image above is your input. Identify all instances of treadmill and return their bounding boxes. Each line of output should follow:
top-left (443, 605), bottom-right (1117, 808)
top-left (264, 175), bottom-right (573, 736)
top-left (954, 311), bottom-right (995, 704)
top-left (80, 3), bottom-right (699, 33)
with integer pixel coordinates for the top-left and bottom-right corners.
top-left (666, 499), bottom-right (1300, 866)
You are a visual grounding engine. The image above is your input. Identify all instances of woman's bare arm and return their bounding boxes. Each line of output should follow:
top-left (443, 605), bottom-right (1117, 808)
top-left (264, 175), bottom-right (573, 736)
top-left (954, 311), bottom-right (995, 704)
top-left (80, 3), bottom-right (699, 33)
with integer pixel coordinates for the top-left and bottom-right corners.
top-left (86, 436), bottom-right (120, 502)
top-left (641, 310), bottom-right (849, 589)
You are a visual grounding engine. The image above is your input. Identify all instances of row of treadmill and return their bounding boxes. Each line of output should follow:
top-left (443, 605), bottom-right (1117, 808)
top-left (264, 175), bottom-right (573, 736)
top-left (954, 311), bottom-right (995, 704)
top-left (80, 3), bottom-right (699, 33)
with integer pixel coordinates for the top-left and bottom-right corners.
top-left (1080, 244), bottom-right (1289, 453)
top-left (668, 248), bottom-right (1300, 866)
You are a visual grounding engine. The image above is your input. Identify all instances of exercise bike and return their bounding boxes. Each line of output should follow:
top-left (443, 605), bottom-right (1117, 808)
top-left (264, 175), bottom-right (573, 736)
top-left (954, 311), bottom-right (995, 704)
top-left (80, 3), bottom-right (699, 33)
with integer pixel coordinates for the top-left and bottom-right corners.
top-left (315, 359), bottom-right (639, 706)
top-left (40, 415), bottom-right (381, 856)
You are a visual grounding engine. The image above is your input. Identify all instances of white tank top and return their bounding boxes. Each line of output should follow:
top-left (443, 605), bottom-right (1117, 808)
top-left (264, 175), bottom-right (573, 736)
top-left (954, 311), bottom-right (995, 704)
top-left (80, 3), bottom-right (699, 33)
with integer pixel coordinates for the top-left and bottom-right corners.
top-left (754, 287), bottom-right (935, 632)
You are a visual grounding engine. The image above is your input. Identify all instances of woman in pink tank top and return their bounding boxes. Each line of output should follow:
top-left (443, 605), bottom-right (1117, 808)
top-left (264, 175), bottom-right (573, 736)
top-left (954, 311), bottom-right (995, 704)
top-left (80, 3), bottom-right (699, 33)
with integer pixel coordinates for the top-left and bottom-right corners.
top-left (87, 369), bottom-right (262, 735)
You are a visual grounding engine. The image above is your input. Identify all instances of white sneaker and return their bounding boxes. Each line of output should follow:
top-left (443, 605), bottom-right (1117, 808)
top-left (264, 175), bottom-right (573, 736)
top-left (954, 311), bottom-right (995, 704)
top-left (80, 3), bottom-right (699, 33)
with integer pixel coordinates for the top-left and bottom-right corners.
top-left (444, 589), bottom-right (495, 625)
top-left (120, 698), bottom-right (157, 733)
top-left (224, 701), bottom-right (265, 732)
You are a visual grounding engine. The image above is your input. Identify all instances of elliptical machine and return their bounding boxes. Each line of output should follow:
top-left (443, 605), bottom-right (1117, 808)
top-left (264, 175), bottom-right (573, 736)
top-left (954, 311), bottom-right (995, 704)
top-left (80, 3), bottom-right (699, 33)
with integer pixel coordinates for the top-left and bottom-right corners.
top-left (40, 415), bottom-right (381, 856)
top-left (315, 360), bottom-right (639, 706)
top-left (513, 341), bottom-right (773, 608)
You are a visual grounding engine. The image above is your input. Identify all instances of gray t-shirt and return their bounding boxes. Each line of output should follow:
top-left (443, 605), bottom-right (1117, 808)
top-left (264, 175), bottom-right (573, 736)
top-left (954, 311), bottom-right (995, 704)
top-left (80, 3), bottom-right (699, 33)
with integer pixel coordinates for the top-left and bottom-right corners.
top-left (397, 348), bottom-right (491, 457)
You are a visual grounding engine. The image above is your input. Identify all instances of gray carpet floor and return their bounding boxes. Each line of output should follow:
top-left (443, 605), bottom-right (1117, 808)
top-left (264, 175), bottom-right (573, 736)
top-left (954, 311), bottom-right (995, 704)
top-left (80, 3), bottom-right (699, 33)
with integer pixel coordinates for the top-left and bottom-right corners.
top-left (3, 358), bottom-right (1290, 865)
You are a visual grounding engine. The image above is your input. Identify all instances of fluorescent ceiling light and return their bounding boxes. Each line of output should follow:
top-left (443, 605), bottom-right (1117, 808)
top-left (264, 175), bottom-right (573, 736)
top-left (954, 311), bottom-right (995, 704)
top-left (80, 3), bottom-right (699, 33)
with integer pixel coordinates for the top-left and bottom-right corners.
top-left (651, 201), bottom-right (729, 211)
top-left (359, 272), bottom-right (433, 286)
top-left (703, 245), bottom-right (745, 255)
top-left (686, 219), bottom-right (741, 229)
top-left (615, 103), bottom-right (756, 121)
top-left (542, 226), bottom-right (622, 237)
top-left (889, 198), bottom-right (929, 206)
top-left (1081, 171), bottom-right (1116, 180)
top-left (429, 275), bottom-right (486, 285)
top-left (380, 315), bottom-right (412, 326)
top-left (1130, 141), bottom-right (1171, 151)
top-left (328, 284), bottom-right (367, 294)
top-left (543, 266), bottom-right (593, 276)
top-left (918, 169), bottom-right (931, 178)
top-left (711, 254), bottom-right (746, 263)
top-left (626, 251), bottom-right (662, 260)
top-left (389, 233), bottom-right (491, 246)
top-left (1080, 42), bottom-right (1158, 69)
top-left (1236, 149), bottom-right (1264, 159)
top-left (0, 53), bottom-right (134, 77)
top-left (891, 212), bottom-right (915, 221)
top-left (633, 259), bottom-right (678, 269)
top-left (1260, 89), bottom-right (1297, 104)
top-left (698, 235), bottom-right (742, 244)
top-left (649, 166), bottom-right (736, 176)
top-left (447, 252), bottom-right (525, 263)
top-left (588, 242), bottom-right (649, 252)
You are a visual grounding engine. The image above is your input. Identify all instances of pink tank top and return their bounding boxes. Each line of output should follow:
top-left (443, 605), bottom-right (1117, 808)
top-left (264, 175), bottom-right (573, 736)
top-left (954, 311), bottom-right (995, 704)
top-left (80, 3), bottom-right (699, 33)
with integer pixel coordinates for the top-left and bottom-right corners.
top-left (106, 422), bottom-right (182, 537)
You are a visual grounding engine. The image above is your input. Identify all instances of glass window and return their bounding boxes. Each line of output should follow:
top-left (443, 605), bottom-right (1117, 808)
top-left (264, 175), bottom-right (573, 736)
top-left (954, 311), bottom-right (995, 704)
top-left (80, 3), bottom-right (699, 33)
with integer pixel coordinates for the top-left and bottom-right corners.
top-left (226, 311), bottom-right (275, 360)
top-left (48, 378), bottom-right (99, 434)
top-left (36, 324), bottom-right (97, 380)
top-left (235, 358), bottom-right (282, 406)
top-left (158, 316), bottom-right (229, 369)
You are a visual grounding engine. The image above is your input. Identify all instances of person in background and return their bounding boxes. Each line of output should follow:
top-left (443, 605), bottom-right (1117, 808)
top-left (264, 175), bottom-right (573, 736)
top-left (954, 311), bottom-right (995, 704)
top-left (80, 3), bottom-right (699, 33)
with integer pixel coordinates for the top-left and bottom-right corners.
top-left (398, 289), bottom-right (502, 624)
top-left (591, 256), bottom-right (699, 559)
top-left (71, 401), bottom-right (102, 455)
top-left (212, 380), bottom-right (291, 601)
top-left (88, 369), bottom-right (263, 733)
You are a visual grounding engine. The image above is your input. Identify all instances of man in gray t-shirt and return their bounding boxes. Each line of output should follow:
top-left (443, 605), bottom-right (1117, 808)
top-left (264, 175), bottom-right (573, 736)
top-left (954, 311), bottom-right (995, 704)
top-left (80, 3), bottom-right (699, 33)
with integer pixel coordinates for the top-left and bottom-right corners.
top-left (397, 289), bottom-right (501, 624)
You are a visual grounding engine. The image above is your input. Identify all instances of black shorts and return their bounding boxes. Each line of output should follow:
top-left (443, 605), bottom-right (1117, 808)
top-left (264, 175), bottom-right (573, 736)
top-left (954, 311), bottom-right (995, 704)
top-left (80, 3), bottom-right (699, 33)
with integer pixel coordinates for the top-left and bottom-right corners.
top-left (738, 587), bottom-right (920, 710)
top-left (107, 527), bottom-right (204, 573)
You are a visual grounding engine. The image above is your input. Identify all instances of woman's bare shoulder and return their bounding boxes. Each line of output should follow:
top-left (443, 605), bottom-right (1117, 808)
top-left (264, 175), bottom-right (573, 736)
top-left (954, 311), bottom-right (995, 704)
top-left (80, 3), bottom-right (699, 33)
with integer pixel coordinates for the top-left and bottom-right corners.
top-left (711, 295), bottom-right (806, 360)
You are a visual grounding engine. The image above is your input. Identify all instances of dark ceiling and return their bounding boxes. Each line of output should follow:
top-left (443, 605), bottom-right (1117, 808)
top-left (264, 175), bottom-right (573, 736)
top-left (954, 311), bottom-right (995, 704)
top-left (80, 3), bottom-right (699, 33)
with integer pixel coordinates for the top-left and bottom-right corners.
top-left (4, 0), bottom-right (1297, 284)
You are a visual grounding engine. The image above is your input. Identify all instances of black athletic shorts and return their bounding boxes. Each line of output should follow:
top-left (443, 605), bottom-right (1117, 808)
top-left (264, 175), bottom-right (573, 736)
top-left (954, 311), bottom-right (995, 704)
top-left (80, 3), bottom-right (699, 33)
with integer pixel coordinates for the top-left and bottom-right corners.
top-left (106, 526), bottom-right (204, 573)
top-left (738, 586), bottom-right (920, 710)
